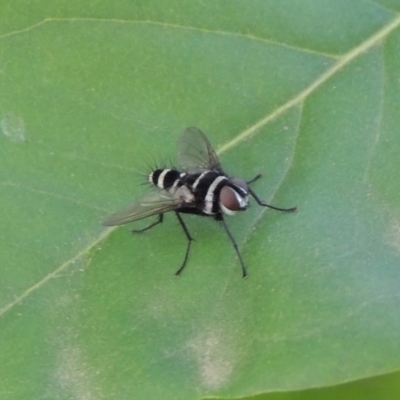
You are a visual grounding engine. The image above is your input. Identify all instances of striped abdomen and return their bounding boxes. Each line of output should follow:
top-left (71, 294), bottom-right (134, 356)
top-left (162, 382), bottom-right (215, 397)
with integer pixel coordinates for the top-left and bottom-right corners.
top-left (149, 169), bottom-right (186, 191)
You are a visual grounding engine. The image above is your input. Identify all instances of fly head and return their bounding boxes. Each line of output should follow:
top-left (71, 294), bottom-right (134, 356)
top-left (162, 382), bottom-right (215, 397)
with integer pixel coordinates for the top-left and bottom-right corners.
top-left (219, 177), bottom-right (249, 215)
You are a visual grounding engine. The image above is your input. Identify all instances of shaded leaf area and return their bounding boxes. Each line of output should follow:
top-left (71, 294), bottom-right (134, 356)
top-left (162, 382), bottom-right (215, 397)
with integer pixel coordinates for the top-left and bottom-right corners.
top-left (1, 2), bottom-right (400, 400)
top-left (213, 371), bottom-right (400, 400)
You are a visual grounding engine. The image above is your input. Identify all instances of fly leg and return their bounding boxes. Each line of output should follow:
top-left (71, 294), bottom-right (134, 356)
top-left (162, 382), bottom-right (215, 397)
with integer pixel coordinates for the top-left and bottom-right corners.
top-left (247, 174), bottom-right (297, 212)
top-left (174, 212), bottom-right (194, 276)
top-left (220, 217), bottom-right (248, 279)
top-left (131, 214), bottom-right (163, 233)
top-left (249, 187), bottom-right (297, 212)
top-left (246, 174), bottom-right (262, 185)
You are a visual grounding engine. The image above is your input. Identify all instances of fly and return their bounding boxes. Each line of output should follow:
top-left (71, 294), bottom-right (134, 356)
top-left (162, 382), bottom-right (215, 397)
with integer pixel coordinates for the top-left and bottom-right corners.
top-left (102, 127), bottom-right (296, 278)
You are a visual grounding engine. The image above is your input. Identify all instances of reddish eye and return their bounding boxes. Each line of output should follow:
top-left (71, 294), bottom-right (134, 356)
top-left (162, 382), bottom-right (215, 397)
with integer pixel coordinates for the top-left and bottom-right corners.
top-left (220, 186), bottom-right (241, 211)
top-left (220, 184), bottom-right (248, 215)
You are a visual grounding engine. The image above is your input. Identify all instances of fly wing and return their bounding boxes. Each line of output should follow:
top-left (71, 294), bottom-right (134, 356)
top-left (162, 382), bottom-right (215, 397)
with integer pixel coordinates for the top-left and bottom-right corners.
top-left (177, 127), bottom-right (223, 173)
top-left (102, 190), bottom-right (188, 226)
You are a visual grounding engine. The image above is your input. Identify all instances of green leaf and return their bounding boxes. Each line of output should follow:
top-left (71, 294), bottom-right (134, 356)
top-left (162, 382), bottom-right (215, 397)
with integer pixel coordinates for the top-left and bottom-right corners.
top-left (1, 1), bottom-right (400, 399)
top-left (230, 370), bottom-right (400, 400)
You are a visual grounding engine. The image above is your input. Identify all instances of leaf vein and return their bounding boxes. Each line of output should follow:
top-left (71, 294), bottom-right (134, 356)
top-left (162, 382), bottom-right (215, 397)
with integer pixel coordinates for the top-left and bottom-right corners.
top-left (0, 17), bottom-right (337, 59)
top-left (0, 228), bottom-right (113, 318)
top-left (1, 181), bottom-right (109, 213)
top-left (218, 14), bottom-right (400, 155)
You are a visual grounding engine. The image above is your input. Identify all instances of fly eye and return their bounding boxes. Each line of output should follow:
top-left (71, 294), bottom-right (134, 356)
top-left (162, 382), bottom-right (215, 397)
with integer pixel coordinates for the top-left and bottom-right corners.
top-left (220, 186), bottom-right (248, 215)
top-left (228, 177), bottom-right (249, 194)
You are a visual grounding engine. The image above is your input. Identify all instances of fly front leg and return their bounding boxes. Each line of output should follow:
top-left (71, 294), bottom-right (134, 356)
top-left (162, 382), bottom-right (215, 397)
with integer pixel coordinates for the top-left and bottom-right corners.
top-left (131, 214), bottom-right (164, 234)
top-left (220, 217), bottom-right (248, 279)
top-left (249, 187), bottom-right (297, 212)
top-left (247, 175), bottom-right (297, 212)
top-left (174, 212), bottom-right (195, 276)
top-left (246, 174), bottom-right (262, 185)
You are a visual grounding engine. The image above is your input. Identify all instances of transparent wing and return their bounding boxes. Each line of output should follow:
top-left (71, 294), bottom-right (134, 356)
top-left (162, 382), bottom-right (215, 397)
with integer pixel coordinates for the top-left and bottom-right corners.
top-left (177, 127), bottom-right (223, 173)
top-left (102, 190), bottom-right (186, 226)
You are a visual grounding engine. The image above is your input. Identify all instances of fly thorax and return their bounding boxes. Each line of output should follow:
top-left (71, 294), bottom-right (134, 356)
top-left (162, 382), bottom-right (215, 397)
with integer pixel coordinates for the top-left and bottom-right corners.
top-left (219, 178), bottom-right (249, 216)
top-left (174, 185), bottom-right (195, 203)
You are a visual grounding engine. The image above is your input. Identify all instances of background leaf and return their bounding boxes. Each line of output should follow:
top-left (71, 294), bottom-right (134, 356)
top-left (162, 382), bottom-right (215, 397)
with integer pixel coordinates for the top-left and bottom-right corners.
top-left (1, 1), bottom-right (400, 399)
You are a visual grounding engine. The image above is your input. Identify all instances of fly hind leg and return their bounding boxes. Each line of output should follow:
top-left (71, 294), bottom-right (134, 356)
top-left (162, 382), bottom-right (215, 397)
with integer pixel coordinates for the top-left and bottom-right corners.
top-left (131, 214), bottom-right (163, 234)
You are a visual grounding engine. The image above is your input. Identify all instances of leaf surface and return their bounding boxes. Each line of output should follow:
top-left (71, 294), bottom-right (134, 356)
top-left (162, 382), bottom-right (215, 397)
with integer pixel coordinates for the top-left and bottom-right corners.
top-left (1, 2), bottom-right (400, 399)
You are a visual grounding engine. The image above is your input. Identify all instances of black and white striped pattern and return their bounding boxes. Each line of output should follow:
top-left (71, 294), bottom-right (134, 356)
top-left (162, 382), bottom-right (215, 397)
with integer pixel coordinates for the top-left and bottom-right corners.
top-left (149, 168), bottom-right (232, 216)
top-left (149, 169), bottom-right (185, 190)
